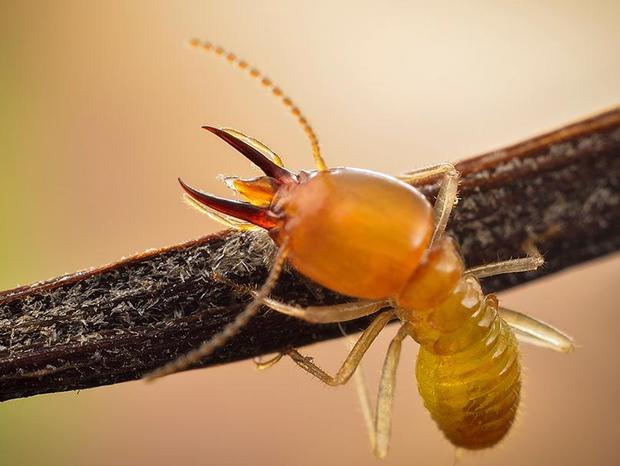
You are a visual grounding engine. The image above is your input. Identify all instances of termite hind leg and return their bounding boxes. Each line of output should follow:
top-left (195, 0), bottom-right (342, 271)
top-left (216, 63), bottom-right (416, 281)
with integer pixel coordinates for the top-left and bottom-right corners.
top-left (398, 163), bottom-right (460, 245)
top-left (373, 324), bottom-right (409, 458)
top-left (286, 310), bottom-right (395, 386)
top-left (350, 340), bottom-right (376, 449)
top-left (499, 306), bottom-right (574, 353)
top-left (212, 273), bottom-right (392, 324)
top-left (336, 326), bottom-right (375, 449)
top-left (397, 162), bottom-right (457, 185)
top-left (349, 323), bottom-right (409, 458)
top-left (465, 241), bottom-right (544, 279)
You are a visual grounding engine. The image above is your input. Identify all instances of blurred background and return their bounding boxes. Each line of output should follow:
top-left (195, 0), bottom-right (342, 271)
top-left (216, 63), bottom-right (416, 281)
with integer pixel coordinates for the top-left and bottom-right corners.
top-left (1, 1), bottom-right (619, 465)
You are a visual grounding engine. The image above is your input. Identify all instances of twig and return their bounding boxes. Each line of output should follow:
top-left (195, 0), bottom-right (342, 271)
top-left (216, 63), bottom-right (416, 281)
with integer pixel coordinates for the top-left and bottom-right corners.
top-left (0, 108), bottom-right (619, 402)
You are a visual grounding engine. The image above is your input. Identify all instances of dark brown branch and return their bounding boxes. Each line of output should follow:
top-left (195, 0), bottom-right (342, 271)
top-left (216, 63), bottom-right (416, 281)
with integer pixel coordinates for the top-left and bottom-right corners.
top-left (1, 108), bottom-right (619, 402)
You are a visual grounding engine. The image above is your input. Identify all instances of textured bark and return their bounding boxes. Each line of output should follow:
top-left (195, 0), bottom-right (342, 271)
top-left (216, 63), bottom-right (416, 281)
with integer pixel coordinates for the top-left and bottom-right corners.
top-left (1, 108), bottom-right (619, 402)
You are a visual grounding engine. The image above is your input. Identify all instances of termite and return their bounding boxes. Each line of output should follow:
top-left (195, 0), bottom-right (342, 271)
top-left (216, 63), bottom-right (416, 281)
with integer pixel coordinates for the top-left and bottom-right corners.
top-left (146, 39), bottom-right (574, 457)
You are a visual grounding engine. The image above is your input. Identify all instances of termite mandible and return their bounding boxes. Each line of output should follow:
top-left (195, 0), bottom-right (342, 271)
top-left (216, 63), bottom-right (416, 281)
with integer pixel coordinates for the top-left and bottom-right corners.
top-left (145, 38), bottom-right (574, 457)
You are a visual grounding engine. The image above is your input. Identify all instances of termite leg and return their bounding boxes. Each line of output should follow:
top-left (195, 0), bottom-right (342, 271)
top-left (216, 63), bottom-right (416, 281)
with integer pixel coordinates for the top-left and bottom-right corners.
top-left (253, 353), bottom-right (284, 370)
top-left (286, 311), bottom-right (395, 386)
top-left (397, 162), bottom-right (457, 185)
top-left (261, 297), bottom-right (390, 323)
top-left (499, 307), bottom-right (574, 352)
top-left (212, 273), bottom-right (392, 324)
top-left (350, 339), bottom-right (375, 448)
top-left (398, 163), bottom-right (459, 245)
top-left (349, 323), bottom-right (409, 457)
top-left (372, 324), bottom-right (409, 458)
top-left (252, 300), bottom-right (391, 372)
top-left (465, 241), bottom-right (544, 279)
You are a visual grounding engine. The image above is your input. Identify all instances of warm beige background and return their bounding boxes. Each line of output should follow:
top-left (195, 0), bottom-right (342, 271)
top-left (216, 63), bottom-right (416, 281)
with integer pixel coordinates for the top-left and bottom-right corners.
top-left (1, 1), bottom-right (619, 465)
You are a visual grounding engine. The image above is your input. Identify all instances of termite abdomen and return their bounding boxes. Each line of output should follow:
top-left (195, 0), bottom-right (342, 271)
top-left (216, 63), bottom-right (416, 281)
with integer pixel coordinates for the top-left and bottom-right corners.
top-left (414, 278), bottom-right (521, 449)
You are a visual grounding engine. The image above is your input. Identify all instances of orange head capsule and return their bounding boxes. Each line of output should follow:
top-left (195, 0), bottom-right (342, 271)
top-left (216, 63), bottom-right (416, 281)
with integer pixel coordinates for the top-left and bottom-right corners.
top-left (273, 168), bottom-right (433, 299)
top-left (179, 128), bottom-right (434, 300)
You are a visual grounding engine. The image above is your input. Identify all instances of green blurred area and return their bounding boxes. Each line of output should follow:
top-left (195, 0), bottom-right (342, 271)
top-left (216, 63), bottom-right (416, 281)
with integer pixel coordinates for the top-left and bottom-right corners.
top-left (0, 35), bottom-right (78, 466)
top-left (0, 40), bottom-right (33, 287)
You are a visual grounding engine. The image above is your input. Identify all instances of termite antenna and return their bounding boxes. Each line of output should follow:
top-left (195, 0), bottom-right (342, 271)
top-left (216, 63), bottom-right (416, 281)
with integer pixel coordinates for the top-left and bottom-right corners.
top-left (144, 238), bottom-right (290, 382)
top-left (189, 38), bottom-right (328, 172)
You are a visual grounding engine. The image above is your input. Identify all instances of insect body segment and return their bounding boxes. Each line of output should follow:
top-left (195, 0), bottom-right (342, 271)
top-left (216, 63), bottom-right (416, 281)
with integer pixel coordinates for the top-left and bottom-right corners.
top-left (410, 277), bottom-right (521, 449)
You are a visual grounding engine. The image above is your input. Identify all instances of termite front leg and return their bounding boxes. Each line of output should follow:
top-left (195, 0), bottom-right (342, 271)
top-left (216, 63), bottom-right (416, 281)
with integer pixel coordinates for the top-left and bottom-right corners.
top-left (262, 297), bottom-right (391, 324)
top-left (465, 241), bottom-right (544, 279)
top-left (213, 273), bottom-right (392, 324)
top-left (499, 307), bottom-right (574, 352)
top-left (398, 163), bottom-right (459, 244)
top-left (287, 311), bottom-right (395, 386)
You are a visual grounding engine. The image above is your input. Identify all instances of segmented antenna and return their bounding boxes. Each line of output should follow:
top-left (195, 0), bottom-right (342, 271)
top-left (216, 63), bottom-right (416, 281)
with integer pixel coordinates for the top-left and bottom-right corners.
top-left (189, 38), bottom-right (327, 171)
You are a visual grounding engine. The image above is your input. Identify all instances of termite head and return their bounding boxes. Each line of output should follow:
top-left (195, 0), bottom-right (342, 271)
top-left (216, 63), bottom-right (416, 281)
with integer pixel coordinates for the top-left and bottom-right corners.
top-left (178, 126), bottom-right (300, 233)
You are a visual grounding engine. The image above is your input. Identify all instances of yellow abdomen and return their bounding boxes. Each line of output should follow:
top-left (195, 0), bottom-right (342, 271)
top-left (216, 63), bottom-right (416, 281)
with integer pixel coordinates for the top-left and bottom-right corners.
top-left (409, 277), bottom-right (521, 449)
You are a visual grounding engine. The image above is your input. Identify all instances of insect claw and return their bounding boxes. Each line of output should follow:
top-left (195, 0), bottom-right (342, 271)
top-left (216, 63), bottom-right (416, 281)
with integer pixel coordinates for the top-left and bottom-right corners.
top-left (178, 177), bottom-right (279, 230)
top-left (202, 126), bottom-right (296, 182)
